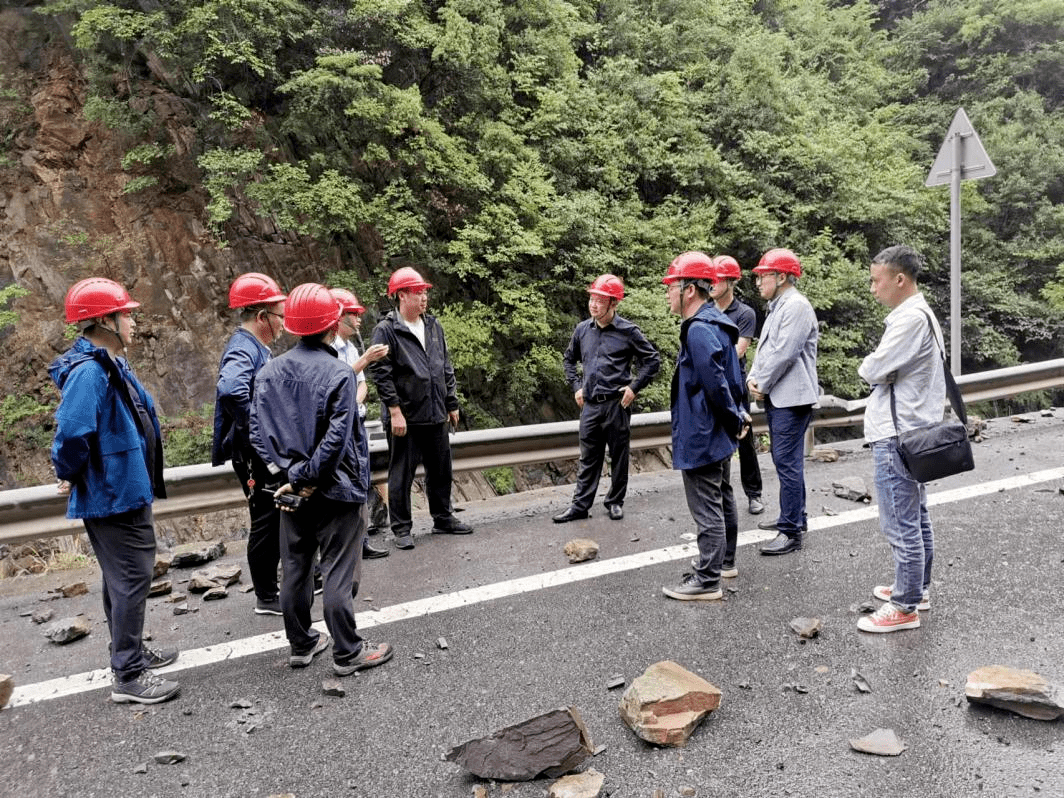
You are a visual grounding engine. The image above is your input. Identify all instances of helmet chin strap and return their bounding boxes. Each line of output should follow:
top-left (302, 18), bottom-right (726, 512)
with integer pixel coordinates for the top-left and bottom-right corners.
top-left (94, 313), bottom-right (127, 351)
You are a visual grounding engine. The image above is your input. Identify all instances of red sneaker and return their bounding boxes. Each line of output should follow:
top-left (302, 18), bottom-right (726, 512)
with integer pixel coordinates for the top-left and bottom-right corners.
top-left (858, 602), bottom-right (920, 633)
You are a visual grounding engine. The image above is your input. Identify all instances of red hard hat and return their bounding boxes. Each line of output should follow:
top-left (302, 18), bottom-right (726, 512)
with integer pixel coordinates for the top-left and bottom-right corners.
top-left (753, 248), bottom-right (802, 278)
top-left (713, 255), bottom-right (742, 280)
top-left (661, 262), bottom-right (682, 285)
top-left (228, 273), bottom-right (287, 309)
top-left (329, 288), bottom-right (365, 314)
top-left (283, 283), bottom-right (342, 336)
top-left (588, 274), bottom-right (624, 300)
top-left (387, 267), bottom-right (432, 298)
top-left (668, 251), bottom-right (718, 284)
top-left (64, 278), bottom-right (140, 324)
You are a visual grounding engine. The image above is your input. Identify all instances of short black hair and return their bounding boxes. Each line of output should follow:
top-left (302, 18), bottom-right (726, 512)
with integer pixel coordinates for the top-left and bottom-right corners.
top-left (872, 245), bottom-right (924, 281)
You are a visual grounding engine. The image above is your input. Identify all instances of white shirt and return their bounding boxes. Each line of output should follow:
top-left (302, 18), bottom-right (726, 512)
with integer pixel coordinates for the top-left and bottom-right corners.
top-left (333, 336), bottom-right (367, 419)
top-left (401, 315), bottom-right (426, 349)
top-left (859, 293), bottom-right (947, 442)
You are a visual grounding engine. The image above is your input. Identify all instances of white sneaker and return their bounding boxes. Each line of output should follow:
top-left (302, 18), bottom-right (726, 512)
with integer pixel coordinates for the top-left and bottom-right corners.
top-left (873, 585), bottom-right (930, 611)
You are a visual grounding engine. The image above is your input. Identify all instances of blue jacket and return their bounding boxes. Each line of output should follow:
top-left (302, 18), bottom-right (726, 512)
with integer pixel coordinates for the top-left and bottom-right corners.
top-left (49, 337), bottom-right (166, 519)
top-left (211, 328), bottom-right (271, 466)
top-left (249, 339), bottom-right (369, 503)
top-left (670, 303), bottom-right (745, 470)
top-left (369, 310), bottom-right (458, 427)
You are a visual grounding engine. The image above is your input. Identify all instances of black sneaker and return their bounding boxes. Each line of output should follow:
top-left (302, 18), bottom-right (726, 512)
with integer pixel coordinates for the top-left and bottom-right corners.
top-left (662, 574), bottom-right (723, 601)
top-left (254, 597), bottom-right (282, 616)
top-left (431, 519), bottom-right (473, 534)
top-left (111, 671), bottom-right (180, 704)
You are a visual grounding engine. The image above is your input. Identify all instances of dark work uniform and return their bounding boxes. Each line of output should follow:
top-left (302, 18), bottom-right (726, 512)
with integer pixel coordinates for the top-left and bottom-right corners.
top-left (562, 313), bottom-right (661, 513)
top-left (368, 310), bottom-right (463, 536)
top-left (721, 297), bottom-right (763, 502)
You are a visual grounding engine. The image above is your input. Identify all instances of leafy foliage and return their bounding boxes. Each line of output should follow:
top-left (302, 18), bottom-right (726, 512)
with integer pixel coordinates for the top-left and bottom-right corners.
top-left (39, 0), bottom-right (1064, 425)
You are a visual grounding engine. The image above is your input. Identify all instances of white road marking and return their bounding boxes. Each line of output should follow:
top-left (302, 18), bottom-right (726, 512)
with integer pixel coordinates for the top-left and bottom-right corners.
top-left (9, 466), bottom-right (1063, 708)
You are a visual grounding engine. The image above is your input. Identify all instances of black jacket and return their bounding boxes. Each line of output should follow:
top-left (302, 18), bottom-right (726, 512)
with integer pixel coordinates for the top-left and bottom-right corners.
top-left (369, 310), bottom-right (459, 427)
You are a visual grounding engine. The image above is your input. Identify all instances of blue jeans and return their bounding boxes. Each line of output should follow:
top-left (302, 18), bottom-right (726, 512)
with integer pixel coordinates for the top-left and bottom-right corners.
top-left (871, 438), bottom-right (934, 613)
top-left (764, 400), bottom-right (812, 537)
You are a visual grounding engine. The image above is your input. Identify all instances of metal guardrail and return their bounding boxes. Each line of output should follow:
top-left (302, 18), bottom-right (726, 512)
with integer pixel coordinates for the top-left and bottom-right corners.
top-left (2, 359), bottom-right (1061, 547)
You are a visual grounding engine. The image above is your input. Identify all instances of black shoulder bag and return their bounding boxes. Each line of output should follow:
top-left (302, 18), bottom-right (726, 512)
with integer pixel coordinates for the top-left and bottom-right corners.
top-left (889, 310), bottom-right (975, 482)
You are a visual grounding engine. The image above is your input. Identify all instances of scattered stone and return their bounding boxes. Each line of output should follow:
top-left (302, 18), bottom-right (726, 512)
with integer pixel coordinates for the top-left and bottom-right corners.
top-left (208, 563), bottom-right (242, 586)
top-left (814, 665), bottom-right (830, 675)
top-left (849, 728), bottom-right (906, 756)
top-left (444, 706), bottom-right (594, 780)
top-left (437, 637), bottom-right (449, 650)
top-left (606, 674), bottom-right (626, 691)
top-left (810, 447), bottom-right (840, 463)
top-left (202, 587), bottom-right (228, 601)
top-left (147, 580), bottom-right (172, 598)
top-left (322, 679), bottom-right (345, 697)
top-left (679, 533), bottom-right (696, 542)
top-left (965, 666), bottom-right (1064, 720)
top-left (230, 699), bottom-right (253, 709)
top-left (850, 600), bottom-right (876, 614)
top-left (267, 794), bottom-right (295, 798)
top-left (31, 607), bottom-right (55, 624)
top-left (133, 762), bottom-right (148, 775)
top-left (473, 788), bottom-right (489, 798)
top-left (832, 477), bottom-right (870, 503)
top-left (153, 552), bottom-right (172, 578)
top-left (0, 674), bottom-right (13, 709)
top-left (678, 788), bottom-right (697, 797)
top-left (239, 584), bottom-right (255, 593)
top-left (166, 593), bottom-right (188, 603)
top-left (619, 660), bottom-right (722, 747)
top-left (1041, 410), bottom-right (1055, 417)
top-left (1011, 415), bottom-right (1032, 423)
top-left (548, 767), bottom-right (605, 798)
top-left (782, 683), bottom-right (809, 694)
top-left (851, 669), bottom-right (873, 693)
top-left (153, 750), bottom-right (187, 765)
top-left (44, 616), bottom-right (91, 644)
top-left (788, 617), bottom-right (822, 639)
top-left (563, 539), bottom-right (599, 564)
top-left (172, 603), bottom-right (189, 616)
top-left (822, 506), bottom-right (838, 516)
top-left (58, 581), bottom-right (89, 598)
top-left (653, 790), bottom-right (665, 798)
top-left (170, 542), bottom-right (226, 568)
top-left (592, 744), bottom-right (606, 756)
top-left (187, 574), bottom-right (222, 593)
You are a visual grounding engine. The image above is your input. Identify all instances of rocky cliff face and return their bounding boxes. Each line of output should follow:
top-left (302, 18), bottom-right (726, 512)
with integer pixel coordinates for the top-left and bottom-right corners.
top-left (0, 8), bottom-right (344, 487)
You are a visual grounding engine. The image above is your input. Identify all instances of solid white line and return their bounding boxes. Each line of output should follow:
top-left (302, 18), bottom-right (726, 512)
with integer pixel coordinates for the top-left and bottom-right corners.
top-left (9, 466), bottom-right (1063, 708)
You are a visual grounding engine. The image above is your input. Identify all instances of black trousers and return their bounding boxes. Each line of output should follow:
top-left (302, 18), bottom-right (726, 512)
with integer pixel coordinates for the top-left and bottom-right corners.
top-left (570, 397), bottom-right (631, 512)
top-left (736, 423), bottom-right (763, 500)
top-left (232, 452), bottom-right (281, 602)
top-left (386, 421), bottom-right (455, 535)
top-left (280, 496), bottom-right (365, 664)
top-left (83, 505), bottom-right (156, 681)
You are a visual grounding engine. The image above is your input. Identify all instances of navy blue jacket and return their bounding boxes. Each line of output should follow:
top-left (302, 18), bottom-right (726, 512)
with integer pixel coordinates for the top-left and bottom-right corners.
top-left (211, 328), bottom-right (271, 467)
top-left (671, 303), bottom-right (745, 470)
top-left (49, 337), bottom-right (166, 519)
top-left (562, 314), bottom-right (661, 401)
top-left (369, 311), bottom-right (458, 427)
top-left (249, 339), bottom-right (368, 503)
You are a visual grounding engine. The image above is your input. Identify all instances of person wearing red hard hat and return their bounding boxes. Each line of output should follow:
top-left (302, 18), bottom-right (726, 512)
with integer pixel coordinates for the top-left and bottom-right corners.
top-left (746, 248), bottom-right (819, 556)
top-left (212, 272), bottom-right (288, 617)
top-left (50, 278), bottom-right (180, 704)
top-left (659, 253), bottom-right (750, 600)
top-left (368, 266), bottom-right (471, 550)
top-left (249, 283), bottom-right (394, 677)
top-left (710, 255), bottom-right (765, 517)
top-left (329, 287), bottom-right (390, 561)
top-left (554, 274), bottom-right (660, 523)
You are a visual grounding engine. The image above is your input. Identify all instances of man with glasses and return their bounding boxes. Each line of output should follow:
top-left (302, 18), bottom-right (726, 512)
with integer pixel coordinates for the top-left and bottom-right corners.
top-left (369, 267), bottom-right (471, 550)
top-left (212, 273), bottom-right (288, 615)
top-left (329, 287), bottom-right (390, 560)
top-left (746, 249), bottom-right (819, 556)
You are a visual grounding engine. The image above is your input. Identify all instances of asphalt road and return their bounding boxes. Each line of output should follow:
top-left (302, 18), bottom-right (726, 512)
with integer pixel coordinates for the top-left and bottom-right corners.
top-left (1, 411), bottom-right (1063, 798)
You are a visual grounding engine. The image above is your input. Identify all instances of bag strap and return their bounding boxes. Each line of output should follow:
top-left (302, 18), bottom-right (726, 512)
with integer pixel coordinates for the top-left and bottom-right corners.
top-left (889, 308), bottom-right (968, 433)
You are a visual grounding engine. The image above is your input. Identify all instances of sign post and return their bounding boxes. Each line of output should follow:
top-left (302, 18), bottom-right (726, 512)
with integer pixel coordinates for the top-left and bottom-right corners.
top-left (925, 107), bottom-right (996, 375)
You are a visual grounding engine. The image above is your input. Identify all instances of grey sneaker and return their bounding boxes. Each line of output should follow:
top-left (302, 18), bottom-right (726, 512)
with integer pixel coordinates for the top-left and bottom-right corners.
top-left (662, 574), bottom-right (723, 601)
top-left (254, 597), bottom-right (282, 616)
top-left (289, 633), bottom-right (331, 668)
top-left (143, 645), bottom-right (179, 669)
top-left (111, 670), bottom-right (180, 704)
top-left (333, 642), bottom-right (395, 676)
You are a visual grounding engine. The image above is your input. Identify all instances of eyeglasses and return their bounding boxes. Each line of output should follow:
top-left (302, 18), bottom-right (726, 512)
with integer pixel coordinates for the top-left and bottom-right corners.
top-left (265, 311), bottom-right (285, 321)
top-left (754, 273), bottom-right (781, 284)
